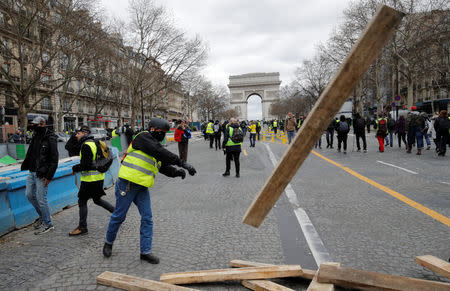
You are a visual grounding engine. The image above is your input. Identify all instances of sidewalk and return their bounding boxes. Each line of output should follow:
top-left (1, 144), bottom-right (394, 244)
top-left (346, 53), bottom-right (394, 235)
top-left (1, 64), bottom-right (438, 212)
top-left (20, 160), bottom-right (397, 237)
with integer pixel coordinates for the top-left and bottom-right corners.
top-left (0, 140), bottom-right (303, 290)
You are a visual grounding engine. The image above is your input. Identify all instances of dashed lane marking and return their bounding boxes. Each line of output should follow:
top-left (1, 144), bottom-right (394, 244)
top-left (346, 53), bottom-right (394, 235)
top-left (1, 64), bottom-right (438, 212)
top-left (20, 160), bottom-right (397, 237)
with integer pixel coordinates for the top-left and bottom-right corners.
top-left (376, 160), bottom-right (418, 175)
top-left (265, 143), bottom-right (331, 265)
top-left (312, 150), bottom-right (450, 227)
top-left (441, 182), bottom-right (450, 186)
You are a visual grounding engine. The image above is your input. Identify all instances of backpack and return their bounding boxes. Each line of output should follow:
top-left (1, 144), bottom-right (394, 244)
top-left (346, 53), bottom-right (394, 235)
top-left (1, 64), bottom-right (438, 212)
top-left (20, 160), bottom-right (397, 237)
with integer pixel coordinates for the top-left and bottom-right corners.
top-left (230, 127), bottom-right (243, 143)
top-left (388, 118), bottom-right (395, 129)
top-left (213, 124), bottom-right (220, 133)
top-left (356, 118), bottom-right (365, 129)
top-left (338, 121), bottom-right (349, 133)
top-left (439, 117), bottom-right (450, 130)
top-left (94, 140), bottom-right (113, 173)
top-left (377, 119), bottom-right (387, 136)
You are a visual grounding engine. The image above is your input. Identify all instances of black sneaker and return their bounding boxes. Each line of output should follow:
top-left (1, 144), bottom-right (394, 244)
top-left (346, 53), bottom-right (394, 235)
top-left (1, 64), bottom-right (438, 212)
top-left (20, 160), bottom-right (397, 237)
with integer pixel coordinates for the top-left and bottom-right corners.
top-left (140, 253), bottom-right (160, 264)
top-left (103, 242), bottom-right (112, 258)
top-left (33, 219), bottom-right (42, 229)
top-left (34, 225), bottom-right (54, 235)
top-left (222, 172), bottom-right (230, 176)
top-left (236, 173), bottom-right (240, 178)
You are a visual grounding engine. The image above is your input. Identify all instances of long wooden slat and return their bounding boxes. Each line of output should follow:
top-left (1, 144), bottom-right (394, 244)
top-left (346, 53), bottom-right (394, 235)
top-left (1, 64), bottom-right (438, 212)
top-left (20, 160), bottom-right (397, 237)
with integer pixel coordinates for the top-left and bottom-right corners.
top-left (230, 259), bottom-right (316, 280)
top-left (242, 279), bottom-right (295, 291)
top-left (97, 271), bottom-right (198, 291)
top-left (242, 5), bottom-right (405, 227)
top-left (306, 263), bottom-right (340, 291)
top-left (159, 265), bottom-right (303, 285)
top-left (316, 264), bottom-right (450, 291)
top-left (415, 255), bottom-right (450, 279)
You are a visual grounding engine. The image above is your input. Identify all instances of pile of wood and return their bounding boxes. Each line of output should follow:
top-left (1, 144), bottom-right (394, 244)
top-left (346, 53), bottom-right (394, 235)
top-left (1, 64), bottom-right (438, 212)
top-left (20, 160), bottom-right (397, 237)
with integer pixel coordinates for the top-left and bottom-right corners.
top-left (97, 255), bottom-right (450, 291)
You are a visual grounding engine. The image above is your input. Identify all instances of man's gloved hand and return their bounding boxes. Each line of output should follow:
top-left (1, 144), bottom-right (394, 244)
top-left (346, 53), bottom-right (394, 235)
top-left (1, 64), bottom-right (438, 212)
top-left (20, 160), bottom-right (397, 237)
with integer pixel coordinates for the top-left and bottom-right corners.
top-left (176, 169), bottom-right (186, 179)
top-left (181, 162), bottom-right (196, 176)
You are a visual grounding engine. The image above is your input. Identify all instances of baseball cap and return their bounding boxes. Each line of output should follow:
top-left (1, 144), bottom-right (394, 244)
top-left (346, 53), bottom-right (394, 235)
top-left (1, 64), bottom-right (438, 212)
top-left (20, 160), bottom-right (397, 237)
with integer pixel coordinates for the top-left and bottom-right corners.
top-left (76, 125), bottom-right (91, 134)
top-left (31, 116), bottom-right (46, 124)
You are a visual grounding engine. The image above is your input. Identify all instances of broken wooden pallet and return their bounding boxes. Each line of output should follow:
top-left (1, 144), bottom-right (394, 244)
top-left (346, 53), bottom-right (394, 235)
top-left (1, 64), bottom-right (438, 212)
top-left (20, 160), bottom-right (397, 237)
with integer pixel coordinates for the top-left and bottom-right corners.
top-left (306, 262), bottom-right (340, 291)
top-left (415, 255), bottom-right (450, 279)
top-left (229, 259), bottom-right (316, 280)
top-left (242, 279), bottom-right (296, 291)
top-left (159, 265), bottom-right (303, 285)
top-left (97, 271), bottom-right (199, 291)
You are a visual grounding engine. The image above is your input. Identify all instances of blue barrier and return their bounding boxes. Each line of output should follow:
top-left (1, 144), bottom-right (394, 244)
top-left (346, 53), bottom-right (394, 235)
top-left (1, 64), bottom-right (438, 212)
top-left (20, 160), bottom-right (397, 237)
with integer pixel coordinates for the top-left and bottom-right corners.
top-left (0, 147), bottom-right (119, 236)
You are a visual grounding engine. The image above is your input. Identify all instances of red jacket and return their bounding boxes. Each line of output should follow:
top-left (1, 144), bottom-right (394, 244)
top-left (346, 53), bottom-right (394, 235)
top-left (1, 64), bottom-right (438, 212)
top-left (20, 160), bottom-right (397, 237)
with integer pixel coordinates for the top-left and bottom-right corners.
top-left (174, 128), bottom-right (183, 142)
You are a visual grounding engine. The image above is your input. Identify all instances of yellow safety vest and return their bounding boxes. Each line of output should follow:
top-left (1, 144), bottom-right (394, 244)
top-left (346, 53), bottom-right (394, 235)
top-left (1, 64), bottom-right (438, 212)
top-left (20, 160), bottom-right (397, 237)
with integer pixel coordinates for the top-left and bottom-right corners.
top-left (80, 141), bottom-right (105, 182)
top-left (118, 131), bottom-right (161, 188)
top-left (226, 127), bottom-right (243, 147)
top-left (206, 122), bottom-right (214, 134)
top-left (297, 120), bottom-right (302, 128)
top-left (273, 121), bottom-right (278, 127)
top-left (112, 129), bottom-right (118, 137)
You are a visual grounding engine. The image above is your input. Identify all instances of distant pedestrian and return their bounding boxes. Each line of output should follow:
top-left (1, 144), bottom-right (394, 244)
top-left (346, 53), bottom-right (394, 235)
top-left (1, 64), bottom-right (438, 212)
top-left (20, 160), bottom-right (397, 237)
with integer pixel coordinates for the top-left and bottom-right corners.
top-left (434, 110), bottom-right (449, 156)
top-left (125, 125), bottom-right (133, 145)
top-left (336, 115), bottom-right (350, 153)
top-left (21, 117), bottom-right (58, 235)
top-left (248, 120), bottom-right (257, 147)
top-left (12, 129), bottom-right (24, 143)
top-left (205, 120), bottom-right (214, 148)
top-left (353, 113), bottom-right (367, 152)
top-left (222, 118), bottom-right (243, 177)
top-left (366, 116), bottom-right (371, 133)
top-left (272, 120), bottom-right (278, 135)
top-left (240, 120), bottom-right (248, 137)
top-left (174, 120), bottom-right (191, 162)
top-left (395, 115), bottom-right (407, 148)
top-left (256, 120), bottom-right (261, 140)
top-left (69, 126), bottom-right (114, 236)
top-left (420, 112), bottom-right (431, 150)
top-left (386, 115), bottom-right (395, 147)
top-left (285, 112), bottom-right (296, 144)
top-left (213, 120), bottom-right (221, 150)
top-left (406, 106), bottom-right (420, 154)
top-left (326, 120), bottom-right (335, 149)
top-left (375, 114), bottom-right (388, 152)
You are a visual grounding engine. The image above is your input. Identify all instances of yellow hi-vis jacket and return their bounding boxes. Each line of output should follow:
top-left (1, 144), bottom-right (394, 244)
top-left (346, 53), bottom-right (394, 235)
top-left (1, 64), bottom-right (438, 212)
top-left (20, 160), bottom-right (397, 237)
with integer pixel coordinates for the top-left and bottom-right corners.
top-left (206, 122), bottom-right (214, 134)
top-left (112, 129), bottom-right (118, 137)
top-left (118, 131), bottom-right (161, 188)
top-left (80, 141), bottom-right (105, 182)
top-left (273, 121), bottom-right (278, 127)
top-left (226, 127), bottom-right (243, 147)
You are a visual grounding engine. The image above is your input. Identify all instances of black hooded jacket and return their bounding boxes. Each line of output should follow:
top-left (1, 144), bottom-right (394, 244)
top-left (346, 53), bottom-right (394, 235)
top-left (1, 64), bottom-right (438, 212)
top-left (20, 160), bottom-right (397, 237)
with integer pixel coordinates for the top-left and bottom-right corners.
top-left (21, 128), bottom-right (59, 180)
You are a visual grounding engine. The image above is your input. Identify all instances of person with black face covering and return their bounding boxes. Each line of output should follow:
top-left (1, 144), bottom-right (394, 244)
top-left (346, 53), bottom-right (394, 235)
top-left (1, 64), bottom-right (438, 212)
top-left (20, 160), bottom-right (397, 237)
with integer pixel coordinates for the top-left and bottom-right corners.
top-left (21, 116), bottom-right (59, 235)
top-left (103, 118), bottom-right (197, 264)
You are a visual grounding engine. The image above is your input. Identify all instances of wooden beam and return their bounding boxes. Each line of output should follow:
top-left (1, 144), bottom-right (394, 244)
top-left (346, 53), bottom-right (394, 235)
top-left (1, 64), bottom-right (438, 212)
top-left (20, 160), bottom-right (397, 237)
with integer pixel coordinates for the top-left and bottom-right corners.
top-left (316, 264), bottom-right (450, 291)
top-left (159, 265), bottom-right (303, 285)
top-left (306, 263), bottom-right (340, 291)
top-left (242, 5), bottom-right (405, 227)
top-left (230, 259), bottom-right (316, 280)
top-left (242, 279), bottom-right (296, 291)
top-left (96, 271), bottom-right (198, 291)
top-left (415, 255), bottom-right (450, 279)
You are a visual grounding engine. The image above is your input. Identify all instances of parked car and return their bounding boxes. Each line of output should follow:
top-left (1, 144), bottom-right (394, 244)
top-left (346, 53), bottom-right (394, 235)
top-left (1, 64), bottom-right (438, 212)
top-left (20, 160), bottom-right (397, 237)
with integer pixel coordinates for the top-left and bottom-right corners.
top-left (55, 132), bottom-right (70, 142)
top-left (90, 127), bottom-right (109, 140)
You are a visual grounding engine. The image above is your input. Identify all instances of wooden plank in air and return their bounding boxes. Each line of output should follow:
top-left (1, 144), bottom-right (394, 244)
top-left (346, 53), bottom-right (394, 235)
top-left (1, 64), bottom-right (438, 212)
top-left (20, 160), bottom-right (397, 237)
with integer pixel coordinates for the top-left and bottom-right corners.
top-left (242, 279), bottom-right (296, 291)
top-left (230, 259), bottom-right (316, 280)
top-left (242, 5), bottom-right (405, 228)
top-left (97, 271), bottom-right (198, 291)
top-left (306, 263), bottom-right (340, 291)
top-left (316, 264), bottom-right (450, 291)
top-left (159, 265), bottom-right (303, 285)
top-left (415, 255), bottom-right (450, 279)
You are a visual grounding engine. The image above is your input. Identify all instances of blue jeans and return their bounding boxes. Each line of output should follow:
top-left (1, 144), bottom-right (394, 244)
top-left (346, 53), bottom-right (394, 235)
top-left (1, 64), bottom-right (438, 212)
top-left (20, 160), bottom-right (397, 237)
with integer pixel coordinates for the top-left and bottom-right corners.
top-left (249, 133), bottom-right (256, 146)
top-left (106, 178), bottom-right (153, 254)
top-left (26, 172), bottom-right (53, 227)
top-left (415, 130), bottom-right (424, 149)
top-left (385, 132), bottom-right (393, 147)
top-left (287, 130), bottom-right (295, 144)
top-left (423, 132), bottom-right (431, 146)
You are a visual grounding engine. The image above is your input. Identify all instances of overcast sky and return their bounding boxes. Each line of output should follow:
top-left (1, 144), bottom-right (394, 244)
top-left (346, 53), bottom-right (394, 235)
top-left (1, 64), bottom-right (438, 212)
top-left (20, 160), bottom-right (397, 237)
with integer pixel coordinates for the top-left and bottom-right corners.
top-left (100, 0), bottom-right (351, 119)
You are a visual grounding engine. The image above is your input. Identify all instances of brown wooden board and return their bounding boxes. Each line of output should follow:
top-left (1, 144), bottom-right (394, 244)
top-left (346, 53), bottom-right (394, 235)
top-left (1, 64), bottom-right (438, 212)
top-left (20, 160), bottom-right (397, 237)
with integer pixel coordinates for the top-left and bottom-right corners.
top-left (242, 279), bottom-right (296, 291)
top-left (242, 5), bottom-right (405, 227)
top-left (159, 266), bottom-right (303, 285)
top-left (316, 264), bottom-right (450, 291)
top-left (230, 259), bottom-right (316, 280)
top-left (415, 255), bottom-right (450, 279)
top-left (97, 271), bottom-right (199, 291)
top-left (306, 263), bottom-right (340, 291)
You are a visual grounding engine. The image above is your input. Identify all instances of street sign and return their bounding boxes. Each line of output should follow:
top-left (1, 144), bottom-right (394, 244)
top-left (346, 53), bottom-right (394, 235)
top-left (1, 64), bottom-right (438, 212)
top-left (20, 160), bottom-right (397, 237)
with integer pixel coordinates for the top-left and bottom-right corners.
top-left (394, 95), bottom-right (401, 101)
top-left (391, 102), bottom-right (396, 107)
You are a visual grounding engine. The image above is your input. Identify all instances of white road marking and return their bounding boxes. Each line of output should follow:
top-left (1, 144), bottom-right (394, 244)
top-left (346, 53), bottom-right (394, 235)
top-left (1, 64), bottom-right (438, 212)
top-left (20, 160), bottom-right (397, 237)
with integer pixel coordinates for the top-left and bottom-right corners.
top-left (441, 181), bottom-right (450, 186)
top-left (264, 143), bottom-right (331, 265)
top-left (376, 161), bottom-right (418, 175)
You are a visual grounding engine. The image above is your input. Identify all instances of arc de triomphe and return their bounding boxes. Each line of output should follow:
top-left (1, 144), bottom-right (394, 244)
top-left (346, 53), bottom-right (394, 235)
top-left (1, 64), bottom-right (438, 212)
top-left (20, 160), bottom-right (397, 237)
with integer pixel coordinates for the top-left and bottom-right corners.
top-left (227, 72), bottom-right (281, 121)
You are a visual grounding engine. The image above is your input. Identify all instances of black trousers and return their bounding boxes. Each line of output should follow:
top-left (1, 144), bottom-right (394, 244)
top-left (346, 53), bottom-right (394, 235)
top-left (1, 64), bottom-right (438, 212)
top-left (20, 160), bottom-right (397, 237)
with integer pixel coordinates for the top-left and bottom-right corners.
top-left (337, 133), bottom-right (348, 151)
top-left (225, 151), bottom-right (240, 174)
top-left (214, 134), bottom-right (221, 149)
top-left (397, 132), bottom-right (407, 147)
top-left (178, 142), bottom-right (188, 162)
top-left (355, 132), bottom-right (367, 150)
top-left (209, 134), bottom-right (214, 148)
top-left (79, 197), bottom-right (114, 230)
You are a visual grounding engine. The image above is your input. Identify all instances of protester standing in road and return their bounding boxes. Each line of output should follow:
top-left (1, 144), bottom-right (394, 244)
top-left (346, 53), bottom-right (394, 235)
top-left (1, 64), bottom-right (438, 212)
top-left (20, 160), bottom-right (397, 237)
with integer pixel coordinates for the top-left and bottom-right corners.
top-left (213, 120), bottom-right (222, 150)
top-left (21, 117), bottom-right (58, 235)
top-left (69, 126), bottom-right (114, 236)
top-left (326, 119), bottom-right (335, 149)
top-left (336, 115), bottom-right (349, 153)
top-left (375, 114), bottom-right (388, 152)
top-left (395, 115), bottom-right (407, 148)
top-left (285, 112), bottom-right (296, 144)
top-left (103, 118), bottom-right (196, 263)
top-left (248, 120), bottom-right (257, 147)
top-left (125, 125), bottom-right (134, 145)
top-left (174, 120), bottom-right (191, 162)
top-left (222, 118), bottom-right (242, 177)
top-left (434, 110), bottom-right (449, 156)
top-left (205, 120), bottom-right (214, 148)
top-left (353, 113), bottom-right (367, 152)
top-left (406, 106), bottom-right (421, 154)
top-left (420, 112), bottom-right (432, 150)
top-left (366, 116), bottom-right (371, 133)
top-left (386, 115), bottom-right (395, 147)
top-left (256, 120), bottom-right (261, 140)
top-left (272, 120), bottom-right (278, 135)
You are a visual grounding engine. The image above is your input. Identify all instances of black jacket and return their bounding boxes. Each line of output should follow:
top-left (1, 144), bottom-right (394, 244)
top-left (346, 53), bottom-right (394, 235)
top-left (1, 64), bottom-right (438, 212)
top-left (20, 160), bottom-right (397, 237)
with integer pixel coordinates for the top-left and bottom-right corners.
top-left (21, 128), bottom-right (59, 180)
top-left (222, 124), bottom-right (242, 153)
top-left (129, 131), bottom-right (184, 178)
top-left (65, 132), bottom-right (81, 157)
top-left (72, 136), bottom-right (96, 173)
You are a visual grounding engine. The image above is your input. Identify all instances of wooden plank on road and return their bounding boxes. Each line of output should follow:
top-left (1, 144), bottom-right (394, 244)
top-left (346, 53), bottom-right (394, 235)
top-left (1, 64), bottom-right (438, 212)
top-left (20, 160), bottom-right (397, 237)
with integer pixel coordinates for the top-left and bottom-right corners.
top-left (230, 259), bottom-right (316, 280)
top-left (242, 279), bottom-right (296, 291)
top-left (159, 265), bottom-right (303, 285)
top-left (242, 5), bottom-right (405, 227)
top-left (316, 264), bottom-right (450, 291)
top-left (415, 255), bottom-right (450, 279)
top-left (97, 271), bottom-right (198, 291)
top-left (306, 263), bottom-right (340, 291)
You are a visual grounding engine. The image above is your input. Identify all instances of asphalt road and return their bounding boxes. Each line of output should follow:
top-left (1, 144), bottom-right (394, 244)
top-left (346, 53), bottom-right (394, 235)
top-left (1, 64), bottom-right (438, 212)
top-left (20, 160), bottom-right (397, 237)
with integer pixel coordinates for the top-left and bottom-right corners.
top-left (0, 131), bottom-right (448, 290)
